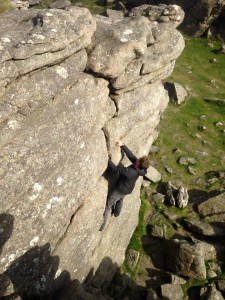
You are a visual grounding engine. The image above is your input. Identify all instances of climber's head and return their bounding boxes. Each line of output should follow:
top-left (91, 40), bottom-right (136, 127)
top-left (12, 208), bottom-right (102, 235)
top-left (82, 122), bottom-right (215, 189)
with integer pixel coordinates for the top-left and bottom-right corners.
top-left (136, 156), bottom-right (150, 170)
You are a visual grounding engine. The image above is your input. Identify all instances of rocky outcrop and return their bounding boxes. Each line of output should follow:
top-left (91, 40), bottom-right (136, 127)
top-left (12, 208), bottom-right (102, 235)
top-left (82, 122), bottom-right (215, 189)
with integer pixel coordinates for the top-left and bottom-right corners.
top-left (198, 191), bottom-right (225, 221)
top-left (125, 0), bottom-right (225, 39)
top-left (166, 239), bottom-right (207, 279)
top-left (0, 4), bottom-right (184, 298)
top-left (164, 82), bottom-right (188, 104)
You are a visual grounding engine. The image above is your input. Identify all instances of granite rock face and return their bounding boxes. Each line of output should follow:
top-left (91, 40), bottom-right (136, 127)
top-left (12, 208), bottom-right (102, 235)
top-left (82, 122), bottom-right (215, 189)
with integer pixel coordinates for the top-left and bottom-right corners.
top-left (166, 239), bottom-right (207, 279)
top-left (0, 5), bottom-right (184, 298)
top-left (140, 0), bottom-right (225, 39)
top-left (197, 191), bottom-right (225, 222)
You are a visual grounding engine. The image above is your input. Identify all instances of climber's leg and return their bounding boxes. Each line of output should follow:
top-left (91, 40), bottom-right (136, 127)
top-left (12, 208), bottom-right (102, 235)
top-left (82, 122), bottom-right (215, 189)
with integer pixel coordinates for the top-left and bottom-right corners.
top-left (99, 188), bottom-right (124, 231)
top-left (113, 198), bottom-right (124, 217)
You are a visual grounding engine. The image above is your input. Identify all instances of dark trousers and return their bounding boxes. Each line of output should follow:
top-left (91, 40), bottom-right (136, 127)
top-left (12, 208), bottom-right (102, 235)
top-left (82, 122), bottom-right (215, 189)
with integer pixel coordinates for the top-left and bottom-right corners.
top-left (100, 188), bottom-right (125, 230)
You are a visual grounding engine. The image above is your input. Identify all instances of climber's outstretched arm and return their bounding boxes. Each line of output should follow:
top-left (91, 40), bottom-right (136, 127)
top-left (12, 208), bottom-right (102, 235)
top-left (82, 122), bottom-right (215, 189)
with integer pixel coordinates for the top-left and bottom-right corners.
top-left (116, 140), bottom-right (137, 164)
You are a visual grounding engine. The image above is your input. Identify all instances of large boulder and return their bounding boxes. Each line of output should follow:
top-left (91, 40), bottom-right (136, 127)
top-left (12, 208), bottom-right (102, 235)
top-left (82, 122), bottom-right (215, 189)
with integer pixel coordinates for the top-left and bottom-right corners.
top-left (0, 4), bottom-right (185, 298)
top-left (0, 7), bottom-right (96, 81)
top-left (87, 5), bottom-right (185, 85)
top-left (197, 191), bottom-right (225, 222)
top-left (161, 284), bottom-right (184, 300)
top-left (183, 219), bottom-right (225, 237)
top-left (166, 239), bottom-right (207, 279)
top-left (138, 0), bottom-right (225, 39)
top-left (200, 284), bottom-right (224, 300)
top-left (164, 82), bottom-right (188, 104)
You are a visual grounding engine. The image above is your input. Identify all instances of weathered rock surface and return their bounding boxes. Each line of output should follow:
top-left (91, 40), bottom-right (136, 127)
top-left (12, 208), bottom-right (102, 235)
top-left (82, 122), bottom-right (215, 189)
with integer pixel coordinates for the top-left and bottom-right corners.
top-left (166, 239), bottom-right (207, 279)
top-left (145, 166), bottom-right (162, 183)
top-left (197, 191), bottom-right (225, 222)
top-left (164, 82), bottom-right (188, 104)
top-left (49, 0), bottom-right (71, 9)
top-left (200, 284), bottom-right (224, 300)
top-left (0, 4), bottom-right (184, 298)
top-left (161, 283), bottom-right (184, 300)
top-left (138, 0), bottom-right (225, 39)
top-left (183, 219), bottom-right (225, 236)
top-left (165, 181), bottom-right (189, 208)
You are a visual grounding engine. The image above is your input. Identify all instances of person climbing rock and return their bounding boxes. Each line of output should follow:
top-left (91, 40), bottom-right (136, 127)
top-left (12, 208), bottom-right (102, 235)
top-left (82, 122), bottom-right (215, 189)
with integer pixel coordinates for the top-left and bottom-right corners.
top-left (99, 140), bottom-right (150, 231)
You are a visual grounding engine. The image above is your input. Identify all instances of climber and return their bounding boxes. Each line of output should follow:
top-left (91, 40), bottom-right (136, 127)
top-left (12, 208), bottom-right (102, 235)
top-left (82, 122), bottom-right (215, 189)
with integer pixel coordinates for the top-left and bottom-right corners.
top-left (99, 140), bottom-right (150, 231)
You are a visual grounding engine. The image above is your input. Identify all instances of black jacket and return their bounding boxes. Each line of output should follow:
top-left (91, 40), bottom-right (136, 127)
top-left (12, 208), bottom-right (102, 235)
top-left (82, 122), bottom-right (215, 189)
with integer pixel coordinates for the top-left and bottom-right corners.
top-left (108, 145), bottom-right (147, 195)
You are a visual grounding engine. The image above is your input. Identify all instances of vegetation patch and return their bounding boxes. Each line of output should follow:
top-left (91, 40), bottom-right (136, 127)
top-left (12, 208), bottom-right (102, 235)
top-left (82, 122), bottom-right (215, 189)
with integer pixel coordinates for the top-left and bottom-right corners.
top-left (0, 0), bottom-right (12, 13)
top-left (128, 189), bottom-right (150, 253)
top-left (151, 36), bottom-right (225, 191)
top-left (33, 0), bottom-right (114, 14)
top-left (118, 35), bottom-right (225, 297)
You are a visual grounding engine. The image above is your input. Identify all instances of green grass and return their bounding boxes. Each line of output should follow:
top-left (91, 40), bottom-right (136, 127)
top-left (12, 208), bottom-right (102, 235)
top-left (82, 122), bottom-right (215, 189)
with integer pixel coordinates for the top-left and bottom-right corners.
top-left (123, 36), bottom-right (225, 283)
top-left (0, 0), bottom-right (12, 13)
top-left (33, 0), bottom-right (114, 14)
top-left (151, 36), bottom-right (225, 191)
top-left (71, 0), bottom-right (115, 15)
top-left (128, 190), bottom-right (149, 252)
top-left (170, 36), bottom-right (225, 99)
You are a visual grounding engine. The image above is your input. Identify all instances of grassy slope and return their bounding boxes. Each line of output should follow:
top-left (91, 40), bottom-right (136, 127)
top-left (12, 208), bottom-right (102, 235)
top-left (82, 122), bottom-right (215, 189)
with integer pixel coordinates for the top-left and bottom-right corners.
top-left (152, 36), bottom-right (225, 191)
top-left (124, 36), bottom-right (225, 279)
top-left (33, 0), bottom-right (112, 14)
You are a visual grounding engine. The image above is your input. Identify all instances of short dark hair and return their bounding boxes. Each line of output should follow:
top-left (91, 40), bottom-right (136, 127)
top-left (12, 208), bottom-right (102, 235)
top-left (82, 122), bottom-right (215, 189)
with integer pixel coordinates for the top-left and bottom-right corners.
top-left (139, 156), bottom-right (150, 169)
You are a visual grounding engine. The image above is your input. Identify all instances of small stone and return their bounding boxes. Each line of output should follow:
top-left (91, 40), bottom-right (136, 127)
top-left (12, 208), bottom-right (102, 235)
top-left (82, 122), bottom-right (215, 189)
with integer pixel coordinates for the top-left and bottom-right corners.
top-left (126, 249), bottom-right (140, 270)
top-left (198, 125), bottom-right (206, 131)
top-left (161, 284), bottom-right (184, 300)
top-left (199, 115), bottom-right (206, 119)
top-left (152, 193), bottom-right (165, 205)
top-left (220, 44), bottom-right (225, 54)
top-left (146, 289), bottom-right (158, 300)
top-left (193, 177), bottom-right (203, 185)
top-left (164, 165), bottom-right (173, 174)
top-left (202, 140), bottom-right (209, 145)
top-left (0, 274), bottom-right (15, 296)
top-left (172, 148), bottom-right (182, 154)
top-left (142, 180), bottom-right (150, 187)
top-left (179, 157), bottom-right (196, 165)
top-left (150, 225), bottom-right (164, 238)
top-left (163, 210), bottom-right (177, 222)
top-left (150, 145), bottom-right (159, 153)
top-left (207, 177), bottom-right (218, 185)
top-left (191, 133), bottom-right (201, 139)
top-left (184, 85), bottom-right (191, 92)
top-left (208, 261), bottom-right (221, 272)
top-left (196, 150), bottom-right (208, 157)
top-left (207, 42), bottom-right (214, 48)
top-left (208, 270), bottom-right (217, 278)
top-left (218, 280), bottom-right (225, 292)
top-left (215, 121), bottom-right (223, 126)
top-left (145, 166), bottom-right (162, 183)
top-left (210, 58), bottom-right (217, 63)
top-left (188, 166), bottom-right (196, 174)
top-left (168, 273), bottom-right (186, 285)
top-left (186, 122), bottom-right (190, 127)
top-left (177, 186), bottom-right (189, 208)
top-left (49, 0), bottom-right (71, 9)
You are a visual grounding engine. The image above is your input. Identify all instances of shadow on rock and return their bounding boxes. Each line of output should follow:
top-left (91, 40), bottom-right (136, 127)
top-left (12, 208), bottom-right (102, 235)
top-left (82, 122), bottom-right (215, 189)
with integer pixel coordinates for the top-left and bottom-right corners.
top-left (3, 243), bottom-right (71, 300)
top-left (0, 213), bottom-right (14, 255)
top-left (188, 188), bottom-right (224, 207)
top-left (57, 256), bottom-right (148, 300)
top-left (141, 235), bottom-right (166, 270)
